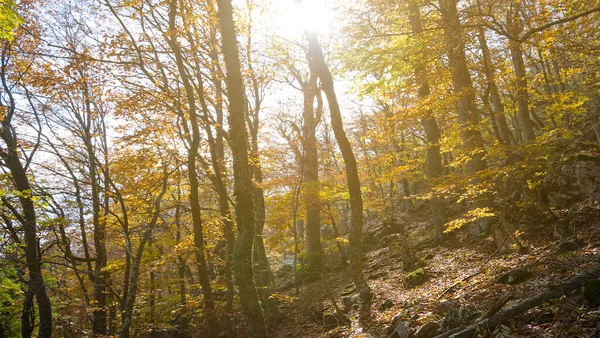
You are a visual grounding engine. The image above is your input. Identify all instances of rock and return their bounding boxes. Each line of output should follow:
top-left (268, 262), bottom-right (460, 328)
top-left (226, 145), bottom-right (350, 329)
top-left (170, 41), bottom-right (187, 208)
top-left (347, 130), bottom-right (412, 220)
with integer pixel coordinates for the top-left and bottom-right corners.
top-left (440, 306), bottom-right (479, 332)
top-left (433, 299), bottom-right (460, 316)
top-left (404, 268), bottom-right (428, 288)
top-left (389, 321), bottom-right (410, 338)
top-left (544, 151), bottom-right (600, 208)
top-left (379, 298), bottom-right (394, 311)
top-left (493, 268), bottom-right (532, 284)
top-left (323, 313), bottom-right (338, 329)
top-left (368, 271), bottom-right (387, 280)
top-left (413, 321), bottom-right (440, 338)
top-left (424, 253), bottom-right (435, 260)
top-left (575, 159), bottom-right (600, 204)
top-left (340, 283), bottom-right (355, 296)
top-left (387, 313), bottom-right (406, 335)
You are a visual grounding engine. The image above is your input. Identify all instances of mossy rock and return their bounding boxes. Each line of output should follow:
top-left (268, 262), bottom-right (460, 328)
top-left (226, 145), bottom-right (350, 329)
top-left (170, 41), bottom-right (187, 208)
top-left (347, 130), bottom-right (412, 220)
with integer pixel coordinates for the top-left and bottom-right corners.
top-left (404, 267), bottom-right (428, 287)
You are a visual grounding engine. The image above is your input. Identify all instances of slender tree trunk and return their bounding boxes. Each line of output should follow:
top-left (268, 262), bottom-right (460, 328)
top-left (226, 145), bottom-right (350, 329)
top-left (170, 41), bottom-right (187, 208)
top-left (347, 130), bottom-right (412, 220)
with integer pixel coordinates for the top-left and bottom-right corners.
top-left (166, 3), bottom-right (216, 334)
top-left (1, 48), bottom-right (53, 338)
top-left (292, 185), bottom-right (302, 295)
top-left (0, 131), bottom-right (53, 338)
top-left (120, 170), bottom-right (167, 338)
top-left (184, 0), bottom-right (236, 312)
top-left (438, 0), bottom-right (487, 173)
top-left (507, 4), bottom-right (536, 142)
top-left (408, 0), bottom-right (448, 245)
top-left (302, 74), bottom-right (322, 278)
top-left (478, 28), bottom-right (513, 145)
top-left (216, 0), bottom-right (267, 336)
top-left (245, 19), bottom-right (274, 289)
top-left (250, 138), bottom-right (274, 288)
top-left (305, 31), bottom-right (372, 305)
top-left (509, 40), bottom-right (536, 142)
top-left (328, 206), bottom-right (348, 265)
top-left (174, 192), bottom-right (189, 331)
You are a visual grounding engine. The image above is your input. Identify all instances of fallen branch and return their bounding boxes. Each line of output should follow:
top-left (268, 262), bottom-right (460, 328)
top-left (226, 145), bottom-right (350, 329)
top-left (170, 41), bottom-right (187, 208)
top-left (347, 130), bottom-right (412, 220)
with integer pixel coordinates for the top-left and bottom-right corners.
top-left (447, 264), bottom-right (600, 338)
top-left (479, 292), bottom-right (514, 320)
top-left (432, 293), bottom-right (514, 338)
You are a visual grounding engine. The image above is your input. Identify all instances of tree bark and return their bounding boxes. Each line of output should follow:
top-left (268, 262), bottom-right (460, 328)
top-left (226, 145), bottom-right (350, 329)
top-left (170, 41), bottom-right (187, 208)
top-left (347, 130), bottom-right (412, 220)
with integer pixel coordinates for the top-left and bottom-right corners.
top-left (478, 28), bottom-right (513, 145)
top-left (305, 31), bottom-right (372, 305)
top-left (216, 0), bottom-right (267, 336)
top-left (0, 50), bottom-right (53, 338)
top-left (507, 4), bottom-right (536, 142)
top-left (438, 0), bottom-right (487, 173)
top-left (301, 73), bottom-right (323, 278)
top-left (408, 0), bottom-right (448, 245)
top-left (166, 2), bottom-right (216, 331)
top-left (120, 169), bottom-right (168, 338)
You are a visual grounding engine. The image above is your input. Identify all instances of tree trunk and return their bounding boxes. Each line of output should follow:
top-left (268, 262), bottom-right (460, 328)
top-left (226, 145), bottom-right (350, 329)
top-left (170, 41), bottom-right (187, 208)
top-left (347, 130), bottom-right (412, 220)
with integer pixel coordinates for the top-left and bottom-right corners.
top-left (408, 0), bottom-right (448, 245)
top-left (509, 40), bottom-right (536, 142)
top-left (478, 28), bottom-right (513, 145)
top-left (507, 4), bottom-right (536, 142)
top-left (302, 74), bottom-right (322, 278)
top-left (120, 170), bottom-right (167, 338)
top-left (438, 0), bottom-right (487, 173)
top-left (305, 31), bottom-right (372, 305)
top-left (216, 0), bottom-right (267, 336)
top-left (328, 206), bottom-right (348, 266)
top-left (21, 288), bottom-right (34, 338)
top-left (166, 3), bottom-right (216, 334)
top-left (0, 56), bottom-right (53, 336)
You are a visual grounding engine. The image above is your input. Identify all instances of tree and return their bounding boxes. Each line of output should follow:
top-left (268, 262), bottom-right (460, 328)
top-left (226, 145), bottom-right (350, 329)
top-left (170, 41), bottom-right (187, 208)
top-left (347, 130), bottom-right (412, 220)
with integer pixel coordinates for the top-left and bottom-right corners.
top-left (0, 40), bottom-right (52, 338)
top-left (216, 0), bottom-right (267, 336)
top-left (407, 0), bottom-right (448, 245)
top-left (305, 30), bottom-right (372, 305)
top-left (438, 0), bottom-right (487, 174)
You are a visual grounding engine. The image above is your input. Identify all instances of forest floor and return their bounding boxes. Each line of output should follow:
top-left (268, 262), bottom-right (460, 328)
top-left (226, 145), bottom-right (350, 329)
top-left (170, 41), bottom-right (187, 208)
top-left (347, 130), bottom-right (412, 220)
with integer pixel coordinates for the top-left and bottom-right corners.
top-left (268, 203), bottom-right (600, 338)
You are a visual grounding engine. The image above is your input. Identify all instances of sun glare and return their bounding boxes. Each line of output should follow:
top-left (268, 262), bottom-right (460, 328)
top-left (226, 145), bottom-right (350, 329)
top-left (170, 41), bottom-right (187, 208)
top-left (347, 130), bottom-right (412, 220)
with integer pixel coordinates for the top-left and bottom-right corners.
top-left (269, 0), bottom-right (333, 37)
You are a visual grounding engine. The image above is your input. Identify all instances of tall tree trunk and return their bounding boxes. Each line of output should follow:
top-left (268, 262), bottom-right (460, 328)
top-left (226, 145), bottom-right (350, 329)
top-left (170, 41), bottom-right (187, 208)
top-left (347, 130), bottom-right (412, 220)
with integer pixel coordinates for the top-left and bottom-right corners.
top-left (120, 169), bottom-right (167, 338)
top-left (182, 0), bottom-right (236, 313)
top-left (245, 17), bottom-right (274, 289)
top-left (302, 73), bottom-right (322, 278)
top-left (166, 3), bottom-right (216, 334)
top-left (478, 28), bottom-right (513, 145)
top-left (439, 0), bottom-right (496, 237)
top-left (0, 111), bottom-right (53, 338)
top-left (438, 0), bottom-right (487, 173)
top-left (507, 4), bottom-right (536, 142)
top-left (509, 41), bottom-right (536, 142)
top-left (80, 97), bottom-right (108, 338)
top-left (305, 31), bottom-right (372, 305)
top-left (216, 0), bottom-right (267, 336)
top-left (250, 136), bottom-right (274, 289)
top-left (408, 0), bottom-right (448, 245)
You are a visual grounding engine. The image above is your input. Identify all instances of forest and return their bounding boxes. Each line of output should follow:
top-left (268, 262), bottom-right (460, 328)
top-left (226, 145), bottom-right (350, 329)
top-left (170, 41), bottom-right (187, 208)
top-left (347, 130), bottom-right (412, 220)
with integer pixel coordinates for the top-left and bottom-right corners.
top-left (1, 0), bottom-right (600, 337)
